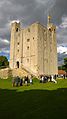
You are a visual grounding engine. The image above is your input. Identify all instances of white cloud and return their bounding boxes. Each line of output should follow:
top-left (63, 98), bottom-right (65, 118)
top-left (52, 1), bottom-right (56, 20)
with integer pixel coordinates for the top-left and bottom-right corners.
top-left (57, 45), bottom-right (67, 54)
top-left (59, 16), bottom-right (67, 29)
top-left (0, 38), bottom-right (9, 44)
top-left (2, 49), bottom-right (9, 54)
top-left (3, 39), bottom-right (9, 44)
top-left (10, 20), bottom-right (20, 24)
top-left (0, 47), bottom-right (9, 54)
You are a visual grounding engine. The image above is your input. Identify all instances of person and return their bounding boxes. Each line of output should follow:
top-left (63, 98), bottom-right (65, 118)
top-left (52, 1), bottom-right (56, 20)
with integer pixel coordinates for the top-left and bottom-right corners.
top-left (40, 75), bottom-right (42, 83)
top-left (42, 76), bottom-right (44, 83)
top-left (15, 76), bottom-right (19, 87)
top-left (26, 76), bottom-right (29, 83)
top-left (46, 76), bottom-right (49, 82)
top-left (51, 75), bottom-right (57, 83)
top-left (23, 77), bottom-right (25, 84)
top-left (63, 74), bottom-right (65, 79)
top-left (30, 78), bottom-right (33, 84)
top-left (44, 76), bottom-right (48, 83)
top-left (12, 77), bottom-right (15, 87)
top-left (54, 74), bottom-right (57, 80)
top-left (25, 76), bottom-right (28, 86)
top-left (18, 76), bottom-right (20, 85)
top-left (20, 78), bottom-right (23, 86)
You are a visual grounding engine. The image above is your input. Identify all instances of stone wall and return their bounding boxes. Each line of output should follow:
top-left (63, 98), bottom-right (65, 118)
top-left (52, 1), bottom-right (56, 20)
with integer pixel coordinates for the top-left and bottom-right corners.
top-left (0, 68), bottom-right (34, 79)
top-left (0, 68), bottom-right (12, 79)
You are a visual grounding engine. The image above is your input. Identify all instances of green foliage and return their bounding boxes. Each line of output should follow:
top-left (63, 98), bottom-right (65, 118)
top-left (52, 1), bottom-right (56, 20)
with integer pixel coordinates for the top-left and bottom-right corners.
top-left (58, 65), bottom-right (65, 70)
top-left (64, 58), bottom-right (67, 65)
top-left (59, 58), bottom-right (67, 72)
top-left (63, 58), bottom-right (67, 72)
top-left (0, 56), bottom-right (9, 69)
top-left (58, 66), bottom-right (62, 70)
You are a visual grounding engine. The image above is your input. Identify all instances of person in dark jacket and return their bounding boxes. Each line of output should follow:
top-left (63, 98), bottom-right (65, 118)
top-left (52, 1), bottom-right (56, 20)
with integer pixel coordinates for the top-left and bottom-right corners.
top-left (20, 78), bottom-right (23, 86)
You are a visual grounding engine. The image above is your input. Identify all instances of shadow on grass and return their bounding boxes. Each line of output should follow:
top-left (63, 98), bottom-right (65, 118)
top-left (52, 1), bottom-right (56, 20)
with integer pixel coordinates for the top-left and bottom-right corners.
top-left (0, 88), bottom-right (67, 119)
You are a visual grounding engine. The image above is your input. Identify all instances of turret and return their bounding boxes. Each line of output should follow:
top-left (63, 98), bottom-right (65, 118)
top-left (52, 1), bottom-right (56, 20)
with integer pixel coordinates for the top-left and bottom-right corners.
top-left (11, 21), bottom-right (20, 33)
top-left (10, 21), bottom-right (21, 69)
top-left (47, 15), bottom-right (58, 75)
top-left (48, 15), bottom-right (51, 24)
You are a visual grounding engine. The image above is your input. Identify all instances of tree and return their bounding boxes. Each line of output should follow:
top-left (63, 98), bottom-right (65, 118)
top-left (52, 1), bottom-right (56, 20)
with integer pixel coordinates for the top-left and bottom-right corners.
top-left (0, 56), bottom-right (9, 69)
top-left (62, 58), bottom-right (67, 73)
top-left (58, 66), bottom-right (62, 70)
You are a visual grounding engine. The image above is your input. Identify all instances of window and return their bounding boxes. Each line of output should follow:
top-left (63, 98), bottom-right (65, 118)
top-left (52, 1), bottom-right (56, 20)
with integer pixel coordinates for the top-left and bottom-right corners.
top-left (17, 49), bottom-right (19, 52)
top-left (27, 39), bottom-right (30, 42)
top-left (28, 28), bottom-right (30, 32)
top-left (49, 28), bottom-right (51, 32)
top-left (27, 46), bottom-right (29, 50)
top-left (17, 42), bottom-right (19, 45)
top-left (54, 29), bottom-right (55, 32)
top-left (33, 37), bottom-right (34, 39)
top-left (16, 28), bottom-right (18, 32)
top-left (27, 59), bottom-right (29, 62)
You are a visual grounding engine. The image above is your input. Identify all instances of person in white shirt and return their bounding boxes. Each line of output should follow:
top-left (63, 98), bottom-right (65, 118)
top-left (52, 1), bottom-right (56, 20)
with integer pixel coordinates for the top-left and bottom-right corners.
top-left (51, 75), bottom-right (57, 83)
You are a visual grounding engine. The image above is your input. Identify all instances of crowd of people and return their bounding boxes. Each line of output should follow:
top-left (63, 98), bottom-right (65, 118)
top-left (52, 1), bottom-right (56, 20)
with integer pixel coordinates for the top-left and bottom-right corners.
top-left (39, 75), bottom-right (57, 84)
top-left (12, 74), bottom-right (67, 87)
top-left (12, 75), bottom-right (33, 87)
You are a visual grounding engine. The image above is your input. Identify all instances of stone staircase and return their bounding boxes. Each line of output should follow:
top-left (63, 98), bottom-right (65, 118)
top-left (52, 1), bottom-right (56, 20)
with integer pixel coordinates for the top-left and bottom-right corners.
top-left (12, 68), bottom-right (29, 77)
top-left (0, 66), bottom-right (37, 79)
top-left (12, 66), bottom-right (37, 78)
top-left (21, 65), bottom-right (37, 77)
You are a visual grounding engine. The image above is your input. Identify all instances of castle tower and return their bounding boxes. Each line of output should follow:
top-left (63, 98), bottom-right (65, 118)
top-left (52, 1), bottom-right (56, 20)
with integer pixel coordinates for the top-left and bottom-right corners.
top-left (47, 16), bottom-right (58, 75)
top-left (9, 17), bottom-right (58, 77)
top-left (10, 21), bottom-right (23, 69)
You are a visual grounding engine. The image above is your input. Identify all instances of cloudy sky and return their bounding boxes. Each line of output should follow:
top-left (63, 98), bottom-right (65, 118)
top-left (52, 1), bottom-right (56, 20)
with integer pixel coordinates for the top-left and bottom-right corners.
top-left (0, 0), bottom-right (67, 63)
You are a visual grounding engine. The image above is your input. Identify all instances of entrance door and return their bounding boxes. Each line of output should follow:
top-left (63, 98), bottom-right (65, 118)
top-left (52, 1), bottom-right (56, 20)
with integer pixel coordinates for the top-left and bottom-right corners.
top-left (17, 61), bottom-right (19, 68)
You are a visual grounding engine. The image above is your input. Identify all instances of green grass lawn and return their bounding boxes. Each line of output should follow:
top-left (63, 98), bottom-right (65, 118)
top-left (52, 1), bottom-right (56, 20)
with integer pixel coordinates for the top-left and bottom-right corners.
top-left (0, 78), bottom-right (67, 119)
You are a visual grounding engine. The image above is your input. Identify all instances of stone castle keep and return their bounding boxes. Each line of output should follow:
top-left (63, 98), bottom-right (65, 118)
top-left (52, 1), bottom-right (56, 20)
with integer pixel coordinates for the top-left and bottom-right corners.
top-left (9, 16), bottom-right (58, 77)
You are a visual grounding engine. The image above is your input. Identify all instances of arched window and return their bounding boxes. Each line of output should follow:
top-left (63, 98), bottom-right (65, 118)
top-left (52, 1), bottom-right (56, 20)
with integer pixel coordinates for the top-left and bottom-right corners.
top-left (16, 28), bottom-right (18, 32)
top-left (17, 42), bottom-right (19, 45)
top-left (54, 29), bottom-right (55, 32)
top-left (27, 39), bottom-right (30, 42)
top-left (49, 28), bottom-right (51, 32)
top-left (27, 46), bottom-right (29, 50)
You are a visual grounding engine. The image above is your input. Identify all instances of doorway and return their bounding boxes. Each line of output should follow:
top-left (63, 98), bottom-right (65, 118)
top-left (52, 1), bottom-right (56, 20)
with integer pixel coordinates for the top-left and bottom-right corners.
top-left (17, 61), bottom-right (19, 68)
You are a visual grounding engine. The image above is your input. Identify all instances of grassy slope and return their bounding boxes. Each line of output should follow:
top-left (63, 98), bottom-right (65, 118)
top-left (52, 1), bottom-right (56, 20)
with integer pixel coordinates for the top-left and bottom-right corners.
top-left (0, 78), bottom-right (67, 119)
